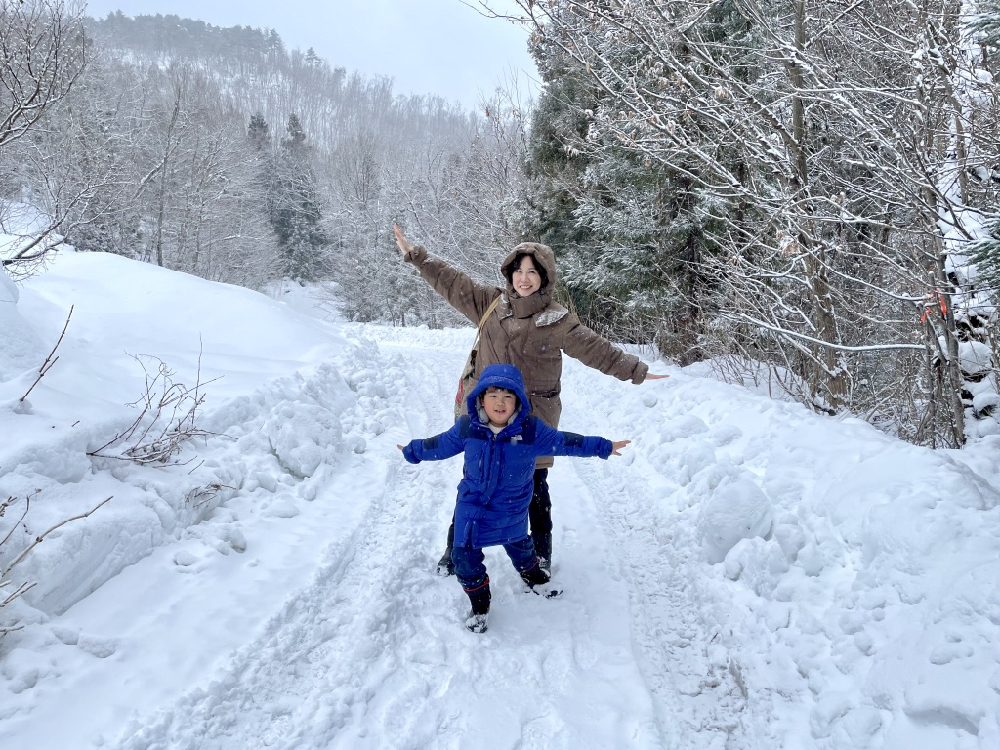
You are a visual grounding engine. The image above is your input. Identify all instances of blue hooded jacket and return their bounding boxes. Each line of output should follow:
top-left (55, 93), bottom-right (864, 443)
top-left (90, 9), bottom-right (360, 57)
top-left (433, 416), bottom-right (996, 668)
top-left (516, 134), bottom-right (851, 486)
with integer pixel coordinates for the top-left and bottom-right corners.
top-left (401, 363), bottom-right (613, 548)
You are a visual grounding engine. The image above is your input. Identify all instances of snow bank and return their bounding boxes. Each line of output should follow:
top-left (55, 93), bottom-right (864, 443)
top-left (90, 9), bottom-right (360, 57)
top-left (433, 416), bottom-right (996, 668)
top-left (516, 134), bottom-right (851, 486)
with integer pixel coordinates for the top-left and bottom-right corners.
top-left (0, 266), bottom-right (44, 382)
top-left (1, 250), bottom-right (353, 620)
top-left (563, 361), bottom-right (1000, 748)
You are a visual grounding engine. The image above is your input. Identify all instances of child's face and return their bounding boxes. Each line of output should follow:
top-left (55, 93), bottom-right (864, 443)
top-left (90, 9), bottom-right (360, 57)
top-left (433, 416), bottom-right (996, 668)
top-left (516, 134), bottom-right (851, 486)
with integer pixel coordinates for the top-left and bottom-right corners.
top-left (482, 387), bottom-right (517, 426)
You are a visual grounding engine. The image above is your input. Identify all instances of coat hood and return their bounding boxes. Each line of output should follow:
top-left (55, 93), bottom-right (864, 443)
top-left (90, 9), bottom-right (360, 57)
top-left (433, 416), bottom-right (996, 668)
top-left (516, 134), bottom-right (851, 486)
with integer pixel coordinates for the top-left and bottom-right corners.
top-left (467, 363), bottom-right (530, 427)
top-left (501, 242), bottom-right (558, 296)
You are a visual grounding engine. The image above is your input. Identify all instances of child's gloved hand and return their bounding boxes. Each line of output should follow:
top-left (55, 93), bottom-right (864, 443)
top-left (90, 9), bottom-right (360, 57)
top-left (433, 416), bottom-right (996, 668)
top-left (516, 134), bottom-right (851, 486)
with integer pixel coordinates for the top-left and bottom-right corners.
top-left (611, 439), bottom-right (630, 456)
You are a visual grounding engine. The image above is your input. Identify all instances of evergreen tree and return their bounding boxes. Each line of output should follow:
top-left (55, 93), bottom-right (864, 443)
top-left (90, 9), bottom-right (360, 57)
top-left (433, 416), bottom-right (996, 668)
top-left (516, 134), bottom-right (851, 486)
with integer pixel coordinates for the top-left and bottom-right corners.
top-left (247, 111), bottom-right (277, 247)
top-left (519, 1), bottom-right (728, 361)
top-left (969, 2), bottom-right (1000, 297)
top-left (271, 113), bottom-right (327, 281)
top-left (247, 112), bottom-right (270, 151)
top-left (517, 8), bottom-right (615, 331)
top-left (976, 0), bottom-right (1000, 46)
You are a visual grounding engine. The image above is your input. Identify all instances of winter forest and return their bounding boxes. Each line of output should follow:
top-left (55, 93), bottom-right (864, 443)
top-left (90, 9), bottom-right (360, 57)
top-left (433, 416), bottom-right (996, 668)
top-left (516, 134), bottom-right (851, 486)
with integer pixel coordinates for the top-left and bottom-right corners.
top-left (3, 0), bottom-right (1000, 745)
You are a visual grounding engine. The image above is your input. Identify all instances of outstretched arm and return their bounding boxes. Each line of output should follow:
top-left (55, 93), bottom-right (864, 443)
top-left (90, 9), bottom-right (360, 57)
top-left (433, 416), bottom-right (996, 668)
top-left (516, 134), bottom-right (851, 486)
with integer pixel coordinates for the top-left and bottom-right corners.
top-left (559, 314), bottom-right (651, 384)
top-left (398, 420), bottom-right (465, 464)
top-left (532, 419), bottom-right (629, 460)
top-left (392, 224), bottom-right (499, 324)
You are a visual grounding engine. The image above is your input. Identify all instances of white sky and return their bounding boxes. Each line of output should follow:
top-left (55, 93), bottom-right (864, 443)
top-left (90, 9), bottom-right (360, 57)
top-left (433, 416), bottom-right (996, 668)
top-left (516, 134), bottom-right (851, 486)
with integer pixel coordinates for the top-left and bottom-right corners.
top-left (83, 0), bottom-right (539, 110)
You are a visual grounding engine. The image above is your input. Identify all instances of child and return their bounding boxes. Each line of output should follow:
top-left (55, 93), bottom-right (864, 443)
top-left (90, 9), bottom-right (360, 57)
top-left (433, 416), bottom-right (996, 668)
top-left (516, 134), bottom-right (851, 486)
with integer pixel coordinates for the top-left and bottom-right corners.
top-left (398, 363), bottom-right (630, 633)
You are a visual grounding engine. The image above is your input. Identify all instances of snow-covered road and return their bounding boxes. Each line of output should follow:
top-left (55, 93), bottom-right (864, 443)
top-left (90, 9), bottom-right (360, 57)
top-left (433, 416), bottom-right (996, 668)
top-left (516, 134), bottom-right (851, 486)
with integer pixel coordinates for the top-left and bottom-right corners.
top-left (4, 252), bottom-right (1000, 750)
top-left (101, 331), bottom-right (732, 750)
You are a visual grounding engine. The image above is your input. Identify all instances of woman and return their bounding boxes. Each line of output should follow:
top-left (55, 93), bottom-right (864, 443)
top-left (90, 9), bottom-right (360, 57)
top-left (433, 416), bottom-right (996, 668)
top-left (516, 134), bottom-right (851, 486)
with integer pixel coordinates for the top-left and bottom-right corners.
top-left (393, 223), bottom-right (667, 576)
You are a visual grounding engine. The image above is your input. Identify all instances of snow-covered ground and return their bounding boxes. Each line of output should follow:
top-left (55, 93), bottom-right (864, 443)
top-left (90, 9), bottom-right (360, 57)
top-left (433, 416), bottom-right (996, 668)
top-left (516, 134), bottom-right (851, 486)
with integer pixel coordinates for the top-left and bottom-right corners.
top-left (2, 249), bottom-right (999, 749)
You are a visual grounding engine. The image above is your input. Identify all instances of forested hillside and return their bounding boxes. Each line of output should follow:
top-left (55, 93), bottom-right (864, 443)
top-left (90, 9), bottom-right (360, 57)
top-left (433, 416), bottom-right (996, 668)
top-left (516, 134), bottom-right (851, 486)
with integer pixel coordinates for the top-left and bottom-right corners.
top-left (1, 4), bottom-right (530, 327)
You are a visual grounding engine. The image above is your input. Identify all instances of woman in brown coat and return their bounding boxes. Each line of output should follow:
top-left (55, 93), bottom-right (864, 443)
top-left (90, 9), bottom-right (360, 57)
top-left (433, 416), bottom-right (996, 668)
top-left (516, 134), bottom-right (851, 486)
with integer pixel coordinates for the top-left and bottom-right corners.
top-left (393, 224), bottom-right (667, 575)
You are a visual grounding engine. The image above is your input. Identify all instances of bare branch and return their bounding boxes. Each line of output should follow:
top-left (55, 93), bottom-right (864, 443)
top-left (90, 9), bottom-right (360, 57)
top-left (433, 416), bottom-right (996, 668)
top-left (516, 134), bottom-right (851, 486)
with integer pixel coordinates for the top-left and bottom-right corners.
top-left (20, 304), bottom-right (73, 402)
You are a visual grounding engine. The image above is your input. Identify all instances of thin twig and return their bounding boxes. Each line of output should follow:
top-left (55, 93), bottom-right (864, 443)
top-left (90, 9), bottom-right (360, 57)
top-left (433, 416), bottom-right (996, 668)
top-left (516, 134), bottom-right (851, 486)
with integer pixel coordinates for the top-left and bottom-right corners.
top-left (20, 304), bottom-right (74, 402)
top-left (0, 492), bottom-right (34, 549)
top-left (87, 353), bottom-right (219, 465)
top-left (3, 496), bottom-right (113, 577)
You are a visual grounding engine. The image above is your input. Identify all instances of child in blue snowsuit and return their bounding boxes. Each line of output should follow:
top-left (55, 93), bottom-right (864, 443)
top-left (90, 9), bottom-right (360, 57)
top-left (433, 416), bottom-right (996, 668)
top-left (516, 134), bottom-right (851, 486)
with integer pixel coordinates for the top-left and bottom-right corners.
top-left (399, 363), bottom-right (630, 632)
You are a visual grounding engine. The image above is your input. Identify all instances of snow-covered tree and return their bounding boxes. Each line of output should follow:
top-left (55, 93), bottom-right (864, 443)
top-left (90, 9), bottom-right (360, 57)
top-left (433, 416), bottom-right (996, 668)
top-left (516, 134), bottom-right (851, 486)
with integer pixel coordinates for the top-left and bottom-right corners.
top-left (0, 0), bottom-right (87, 275)
top-left (271, 113), bottom-right (328, 282)
top-left (510, 0), bottom-right (1000, 445)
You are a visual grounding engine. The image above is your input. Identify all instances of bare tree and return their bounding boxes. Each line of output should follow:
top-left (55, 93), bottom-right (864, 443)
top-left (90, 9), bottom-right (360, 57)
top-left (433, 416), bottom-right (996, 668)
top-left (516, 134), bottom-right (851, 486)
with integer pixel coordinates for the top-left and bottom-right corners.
top-left (0, 0), bottom-right (85, 149)
top-left (0, 0), bottom-right (86, 274)
top-left (511, 0), bottom-right (998, 444)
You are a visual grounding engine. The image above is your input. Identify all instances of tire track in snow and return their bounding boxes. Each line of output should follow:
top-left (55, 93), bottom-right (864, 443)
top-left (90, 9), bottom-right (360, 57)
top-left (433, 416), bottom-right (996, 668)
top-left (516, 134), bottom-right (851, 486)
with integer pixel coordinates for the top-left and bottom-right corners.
top-left (567, 455), bottom-right (745, 748)
top-left (108, 338), bottom-right (463, 750)
top-left (560, 361), bottom-right (746, 750)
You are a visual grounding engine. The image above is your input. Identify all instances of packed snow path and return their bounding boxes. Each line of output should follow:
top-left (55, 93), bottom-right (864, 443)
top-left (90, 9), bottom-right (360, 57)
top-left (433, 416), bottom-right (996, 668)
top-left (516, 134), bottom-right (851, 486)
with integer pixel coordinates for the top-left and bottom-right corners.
top-left (100, 327), bottom-right (739, 750)
top-left (7, 257), bottom-right (1000, 749)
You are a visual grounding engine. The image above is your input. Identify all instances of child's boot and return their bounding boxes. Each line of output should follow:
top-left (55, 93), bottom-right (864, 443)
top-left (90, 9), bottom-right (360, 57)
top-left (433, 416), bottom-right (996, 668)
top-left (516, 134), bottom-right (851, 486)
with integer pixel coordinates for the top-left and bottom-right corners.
top-left (520, 561), bottom-right (562, 599)
top-left (463, 576), bottom-right (491, 633)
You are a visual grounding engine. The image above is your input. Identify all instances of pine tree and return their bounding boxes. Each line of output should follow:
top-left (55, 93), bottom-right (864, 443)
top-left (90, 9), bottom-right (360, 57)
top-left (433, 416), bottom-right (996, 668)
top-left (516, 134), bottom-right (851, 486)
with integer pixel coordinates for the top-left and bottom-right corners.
top-left (247, 111), bottom-right (277, 244)
top-left (247, 112), bottom-right (270, 151)
top-left (519, 1), bottom-right (727, 362)
top-left (271, 113), bottom-right (327, 281)
top-left (969, 1), bottom-right (1000, 295)
top-left (976, 0), bottom-right (1000, 45)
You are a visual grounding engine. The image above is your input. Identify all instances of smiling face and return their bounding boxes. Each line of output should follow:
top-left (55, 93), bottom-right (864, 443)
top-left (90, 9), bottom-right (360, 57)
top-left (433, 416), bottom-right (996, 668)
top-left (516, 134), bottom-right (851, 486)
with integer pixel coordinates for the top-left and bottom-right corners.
top-left (511, 255), bottom-right (542, 297)
top-left (481, 386), bottom-right (518, 427)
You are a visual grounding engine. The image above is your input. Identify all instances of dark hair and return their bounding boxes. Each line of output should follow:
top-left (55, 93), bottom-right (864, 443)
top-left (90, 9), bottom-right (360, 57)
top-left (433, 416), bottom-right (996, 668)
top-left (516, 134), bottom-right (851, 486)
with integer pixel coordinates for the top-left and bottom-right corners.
top-left (481, 385), bottom-right (521, 411)
top-left (504, 252), bottom-right (549, 291)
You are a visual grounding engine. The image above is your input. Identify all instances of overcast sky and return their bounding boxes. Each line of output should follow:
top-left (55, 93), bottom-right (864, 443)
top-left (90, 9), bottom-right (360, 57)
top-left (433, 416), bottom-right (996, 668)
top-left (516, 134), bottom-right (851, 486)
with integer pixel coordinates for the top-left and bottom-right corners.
top-left (83, 0), bottom-right (538, 111)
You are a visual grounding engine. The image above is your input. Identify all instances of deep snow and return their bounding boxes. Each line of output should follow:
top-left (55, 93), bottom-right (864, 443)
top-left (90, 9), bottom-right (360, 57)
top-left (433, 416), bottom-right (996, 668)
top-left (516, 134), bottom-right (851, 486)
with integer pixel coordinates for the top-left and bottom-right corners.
top-left (1, 249), bottom-right (999, 749)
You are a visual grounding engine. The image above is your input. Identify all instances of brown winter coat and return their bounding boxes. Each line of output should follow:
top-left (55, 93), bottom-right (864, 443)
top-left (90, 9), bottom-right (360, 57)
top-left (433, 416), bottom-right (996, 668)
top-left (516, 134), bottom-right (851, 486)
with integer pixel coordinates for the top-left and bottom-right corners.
top-left (403, 241), bottom-right (648, 467)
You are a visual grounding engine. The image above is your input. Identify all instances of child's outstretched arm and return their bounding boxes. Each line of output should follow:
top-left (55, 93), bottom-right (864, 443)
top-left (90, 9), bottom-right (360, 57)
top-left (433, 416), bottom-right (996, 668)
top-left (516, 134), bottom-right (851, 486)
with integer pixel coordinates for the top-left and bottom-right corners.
top-left (398, 420), bottom-right (466, 464)
top-left (532, 419), bottom-right (630, 460)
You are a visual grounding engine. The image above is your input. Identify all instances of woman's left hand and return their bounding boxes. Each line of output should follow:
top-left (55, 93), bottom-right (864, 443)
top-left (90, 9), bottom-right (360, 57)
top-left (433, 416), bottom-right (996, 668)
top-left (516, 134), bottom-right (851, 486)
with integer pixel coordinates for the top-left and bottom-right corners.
top-left (644, 372), bottom-right (670, 381)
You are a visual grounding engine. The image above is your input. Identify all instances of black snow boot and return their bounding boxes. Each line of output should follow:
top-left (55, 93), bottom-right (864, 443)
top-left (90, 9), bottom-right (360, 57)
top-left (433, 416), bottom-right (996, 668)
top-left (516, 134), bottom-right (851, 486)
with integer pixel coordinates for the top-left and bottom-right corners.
top-left (520, 561), bottom-right (562, 599)
top-left (528, 469), bottom-right (553, 574)
top-left (436, 520), bottom-right (456, 577)
top-left (532, 532), bottom-right (553, 575)
top-left (436, 548), bottom-right (455, 577)
top-left (464, 576), bottom-right (491, 633)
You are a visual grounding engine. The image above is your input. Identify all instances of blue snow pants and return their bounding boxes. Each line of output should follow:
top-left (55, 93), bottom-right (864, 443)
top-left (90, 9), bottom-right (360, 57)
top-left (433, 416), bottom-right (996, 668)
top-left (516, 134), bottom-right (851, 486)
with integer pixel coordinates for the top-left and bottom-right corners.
top-left (452, 536), bottom-right (537, 591)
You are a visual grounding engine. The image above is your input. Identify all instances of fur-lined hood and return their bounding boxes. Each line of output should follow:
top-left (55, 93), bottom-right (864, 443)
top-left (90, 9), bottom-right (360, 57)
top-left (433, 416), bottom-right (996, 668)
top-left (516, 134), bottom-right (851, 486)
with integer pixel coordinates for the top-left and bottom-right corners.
top-left (501, 242), bottom-right (558, 296)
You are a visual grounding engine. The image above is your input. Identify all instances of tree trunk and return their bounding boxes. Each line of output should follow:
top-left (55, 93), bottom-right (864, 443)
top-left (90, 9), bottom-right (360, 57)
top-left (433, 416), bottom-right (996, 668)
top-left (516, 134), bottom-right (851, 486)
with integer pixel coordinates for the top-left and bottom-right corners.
top-left (791, 0), bottom-right (847, 410)
top-left (154, 86), bottom-right (183, 268)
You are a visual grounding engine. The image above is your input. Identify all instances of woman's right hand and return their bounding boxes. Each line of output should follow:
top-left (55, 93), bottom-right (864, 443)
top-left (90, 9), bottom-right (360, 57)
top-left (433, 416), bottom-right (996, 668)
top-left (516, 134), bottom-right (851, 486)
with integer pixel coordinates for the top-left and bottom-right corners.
top-left (393, 223), bottom-right (412, 258)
